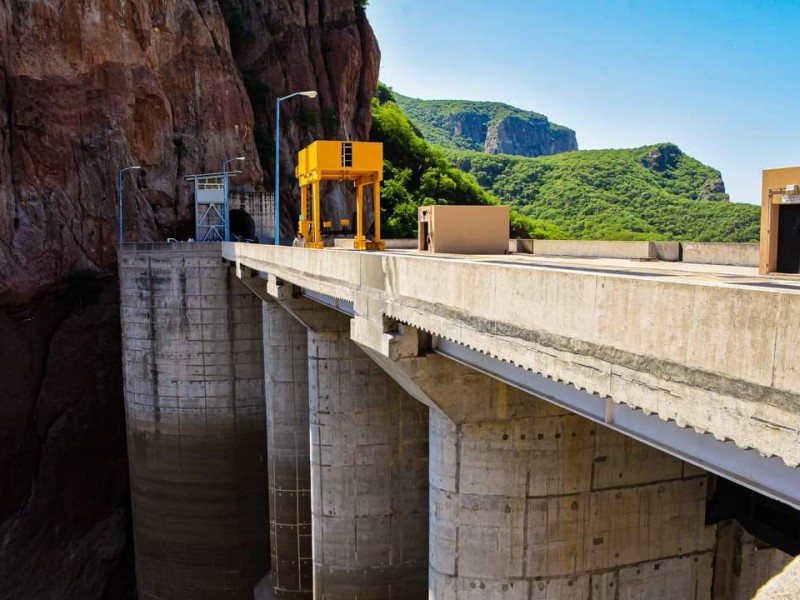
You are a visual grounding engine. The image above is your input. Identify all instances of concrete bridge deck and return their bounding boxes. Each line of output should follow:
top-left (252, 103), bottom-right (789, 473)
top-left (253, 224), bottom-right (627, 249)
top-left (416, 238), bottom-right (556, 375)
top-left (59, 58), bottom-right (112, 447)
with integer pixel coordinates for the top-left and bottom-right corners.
top-left (224, 242), bottom-right (800, 510)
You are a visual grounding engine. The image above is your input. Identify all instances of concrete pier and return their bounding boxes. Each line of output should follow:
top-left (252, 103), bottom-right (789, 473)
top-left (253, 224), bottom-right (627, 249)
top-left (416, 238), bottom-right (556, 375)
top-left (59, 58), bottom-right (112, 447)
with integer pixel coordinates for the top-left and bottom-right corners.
top-left (429, 406), bottom-right (715, 598)
top-left (307, 330), bottom-right (429, 599)
top-left (358, 349), bottom-right (719, 599)
top-left (120, 243), bottom-right (268, 599)
top-left (262, 300), bottom-right (313, 598)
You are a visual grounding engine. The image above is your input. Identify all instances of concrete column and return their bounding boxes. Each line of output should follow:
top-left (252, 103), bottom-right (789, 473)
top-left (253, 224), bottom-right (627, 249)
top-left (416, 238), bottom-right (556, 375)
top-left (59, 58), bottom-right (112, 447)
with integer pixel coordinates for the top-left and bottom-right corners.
top-left (428, 396), bottom-right (716, 599)
top-left (307, 330), bottom-right (428, 599)
top-left (262, 299), bottom-right (313, 598)
top-left (712, 520), bottom-right (791, 600)
top-left (120, 243), bottom-right (268, 599)
top-left (355, 341), bottom-right (720, 600)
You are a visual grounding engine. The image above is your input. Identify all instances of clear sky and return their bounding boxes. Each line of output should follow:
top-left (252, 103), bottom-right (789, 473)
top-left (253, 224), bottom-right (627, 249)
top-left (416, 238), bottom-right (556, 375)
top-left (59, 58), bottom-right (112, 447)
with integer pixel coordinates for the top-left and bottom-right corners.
top-left (366, 0), bottom-right (800, 205)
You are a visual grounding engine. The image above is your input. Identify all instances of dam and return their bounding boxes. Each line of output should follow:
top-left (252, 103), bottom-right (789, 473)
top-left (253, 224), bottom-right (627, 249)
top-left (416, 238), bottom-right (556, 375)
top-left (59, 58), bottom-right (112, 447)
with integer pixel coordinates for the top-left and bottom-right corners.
top-left (118, 240), bottom-right (800, 599)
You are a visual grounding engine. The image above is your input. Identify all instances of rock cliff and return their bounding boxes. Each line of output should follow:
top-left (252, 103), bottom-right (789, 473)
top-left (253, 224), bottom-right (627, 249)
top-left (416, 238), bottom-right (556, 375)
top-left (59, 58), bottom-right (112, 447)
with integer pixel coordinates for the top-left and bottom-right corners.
top-left (392, 92), bottom-right (578, 156)
top-left (0, 1), bottom-right (378, 597)
top-left (484, 114), bottom-right (577, 157)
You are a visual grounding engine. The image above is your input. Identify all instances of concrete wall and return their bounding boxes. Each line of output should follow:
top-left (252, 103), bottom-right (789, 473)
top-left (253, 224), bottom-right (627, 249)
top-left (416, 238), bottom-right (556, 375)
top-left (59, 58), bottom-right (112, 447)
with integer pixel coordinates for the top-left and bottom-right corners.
top-left (384, 238), bottom-right (419, 250)
top-left (754, 556), bottom-right (800, 599)
top-left (120, 243), bottom-right (268, 599)
top-left (429, 399), bottom-right (717, 599)
top-left (531, 239), bottom-right (660, 260)
top-left (682, 242), bottom-right (759, 267)
top-left (713, 520), bottom-right (791, 600)
top-left (508, 239), bottom-right (683, 260)
top-left (365, 352), bottom-right (719, 599)
top-left (506, 239), bottom-right (762, 266)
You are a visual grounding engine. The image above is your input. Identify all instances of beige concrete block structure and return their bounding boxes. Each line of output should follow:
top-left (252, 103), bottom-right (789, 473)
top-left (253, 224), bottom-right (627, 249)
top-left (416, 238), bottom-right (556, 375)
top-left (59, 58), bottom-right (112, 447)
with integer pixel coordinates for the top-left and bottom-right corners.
top-left (418, 205), bottom-right (509, 254)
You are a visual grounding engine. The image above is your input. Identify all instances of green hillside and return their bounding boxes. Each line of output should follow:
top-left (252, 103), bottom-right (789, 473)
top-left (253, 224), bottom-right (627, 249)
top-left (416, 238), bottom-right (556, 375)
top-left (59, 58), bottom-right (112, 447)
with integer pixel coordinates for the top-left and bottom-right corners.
top-left (370, 85), bottom-right (566, 239)
top-left (372, 83), bottom-right (760, 243)
top-left (448, 145), bottom-right (760, 242)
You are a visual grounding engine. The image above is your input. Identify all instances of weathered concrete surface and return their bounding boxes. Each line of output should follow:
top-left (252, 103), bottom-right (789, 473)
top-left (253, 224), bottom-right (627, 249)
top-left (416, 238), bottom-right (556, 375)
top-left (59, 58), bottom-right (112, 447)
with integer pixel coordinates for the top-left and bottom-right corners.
top-left (682, 242), bottom-right (759, 267)
top-left (225, 243), bottom-right (800, 470)
top-left (120, 243), bottom-right (268, 599)
top-left (359, 350), bottom-right (716, 598)
top-left (308, 329), bottom-right (428, 599)
top-left (428, 409), bottom-right (715, 599)
top-left (754, 556), bottom-right (800, 600)
top-left (509, 239), bottom-right (683, 261)
top-left (262, 300), bottom-right (313, 598)
top-left (713, 520), bottom-right (791, 600)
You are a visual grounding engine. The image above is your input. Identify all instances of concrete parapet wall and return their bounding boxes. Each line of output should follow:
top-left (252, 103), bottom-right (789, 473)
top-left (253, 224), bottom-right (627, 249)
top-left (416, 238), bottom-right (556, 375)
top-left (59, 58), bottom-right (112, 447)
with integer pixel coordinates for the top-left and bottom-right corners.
top-left (682, 242), bottom-right (760, 267)
top-left (532, 239), bottom-right (660, 259)
top-left (652, 241), bottom-right (682, 261)
top-left (507, 238), bottom-right (758, 266)
top-left (508, 239), bottom-right (535, 254)
top-left (120, 243), bottom-right (268, 599)
top-left (384, 238), bottom-right (419, 250)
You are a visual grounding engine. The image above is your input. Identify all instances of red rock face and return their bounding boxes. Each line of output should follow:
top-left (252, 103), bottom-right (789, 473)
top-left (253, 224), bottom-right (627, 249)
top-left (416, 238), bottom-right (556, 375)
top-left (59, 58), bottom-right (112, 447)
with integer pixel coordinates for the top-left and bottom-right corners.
top-left (0, 0), bottom-right (263, 305)
top-left (0, 0), bottom-right (378, 596)
top-left (227, 0), bottom-right (380, 226)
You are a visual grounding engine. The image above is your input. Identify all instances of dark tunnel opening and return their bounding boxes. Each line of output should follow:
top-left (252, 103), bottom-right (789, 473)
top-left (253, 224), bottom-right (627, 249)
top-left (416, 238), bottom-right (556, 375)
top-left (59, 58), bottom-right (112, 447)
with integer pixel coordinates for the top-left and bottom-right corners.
top-left (229, 208), bottom-right (257, 242)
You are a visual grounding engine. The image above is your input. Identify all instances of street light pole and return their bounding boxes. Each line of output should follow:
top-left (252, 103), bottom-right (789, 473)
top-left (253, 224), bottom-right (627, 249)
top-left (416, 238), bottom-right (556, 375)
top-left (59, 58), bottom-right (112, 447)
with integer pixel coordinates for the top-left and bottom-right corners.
top-left (274, 90), bottom-right (318, 245)
top-left (222, 156), bottom-right (245, 242)
top-left (118, 165), bottom-right (141, 244)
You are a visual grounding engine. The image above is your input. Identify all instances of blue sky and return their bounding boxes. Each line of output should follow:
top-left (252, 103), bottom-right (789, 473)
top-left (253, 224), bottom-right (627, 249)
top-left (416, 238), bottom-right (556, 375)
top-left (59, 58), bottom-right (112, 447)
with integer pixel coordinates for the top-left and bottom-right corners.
top-left (367, 0), bottom-right (800, 205)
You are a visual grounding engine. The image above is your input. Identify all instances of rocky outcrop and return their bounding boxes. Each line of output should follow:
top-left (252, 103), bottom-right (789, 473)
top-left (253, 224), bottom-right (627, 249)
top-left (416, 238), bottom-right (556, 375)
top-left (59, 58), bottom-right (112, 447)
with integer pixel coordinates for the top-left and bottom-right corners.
top-left (699, 175), bottom-right (727, 200)
top-left (484, 115), bottom-right (577, 157)
top-left (443, 111), bottom-right (487, 147)
top-left (642, 143), bottom-right (682, 172)
top-left (392, 93), bottom-right (578, 157)
top-left (0, 0), bottom-right (378, 597)
top-left (642, 143), bottom-right (728, 201)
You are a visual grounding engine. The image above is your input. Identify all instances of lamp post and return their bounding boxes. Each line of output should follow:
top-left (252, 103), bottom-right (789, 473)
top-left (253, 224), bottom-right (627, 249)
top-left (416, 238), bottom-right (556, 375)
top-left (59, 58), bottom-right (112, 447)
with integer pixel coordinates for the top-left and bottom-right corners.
top-left (222, 156), bottom-right (245, 242)
top-left (275, 90), bottom-right (318, 245)
top-left (118, 165), bottom-right (141, 244)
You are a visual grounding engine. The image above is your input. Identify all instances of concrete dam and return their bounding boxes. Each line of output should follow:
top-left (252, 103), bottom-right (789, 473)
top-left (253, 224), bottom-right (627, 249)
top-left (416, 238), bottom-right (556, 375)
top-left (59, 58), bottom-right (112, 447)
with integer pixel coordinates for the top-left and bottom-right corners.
top-left (119, 241), bottom-right (800, 599)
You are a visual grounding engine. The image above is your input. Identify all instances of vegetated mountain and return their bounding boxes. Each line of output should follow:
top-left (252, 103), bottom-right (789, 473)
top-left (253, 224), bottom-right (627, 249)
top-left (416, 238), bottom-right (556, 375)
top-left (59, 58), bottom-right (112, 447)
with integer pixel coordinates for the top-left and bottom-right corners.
top-left (449, 143), bottom-right (760, 242)
top-left (392, 90), bottom-right (578, 157)
top-left (377, 84), bottom-right (760, 243)
top-left (370, 84), bottom-right (566, 239)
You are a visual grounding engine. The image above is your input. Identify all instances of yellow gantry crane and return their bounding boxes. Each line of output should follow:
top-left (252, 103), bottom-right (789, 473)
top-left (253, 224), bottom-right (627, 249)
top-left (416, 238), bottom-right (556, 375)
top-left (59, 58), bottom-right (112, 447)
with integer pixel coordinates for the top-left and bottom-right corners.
top-left (295, 141), bottom-right (385, 250)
